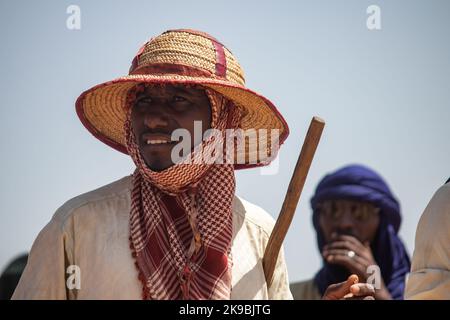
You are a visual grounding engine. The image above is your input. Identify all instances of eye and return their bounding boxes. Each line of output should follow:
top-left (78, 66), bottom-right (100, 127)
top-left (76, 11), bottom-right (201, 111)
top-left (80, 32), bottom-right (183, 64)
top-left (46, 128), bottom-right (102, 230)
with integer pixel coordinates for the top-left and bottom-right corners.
top-left (136, 96), bottom-right (152, 104)
top-left (133, 96), bottom-right (152, 112)
top-left (173, 95), bottom-right (187, 102)
top-left (170, 95), bottom-right (191, 112)
top-left (353, 209), bottom-right (365, 221)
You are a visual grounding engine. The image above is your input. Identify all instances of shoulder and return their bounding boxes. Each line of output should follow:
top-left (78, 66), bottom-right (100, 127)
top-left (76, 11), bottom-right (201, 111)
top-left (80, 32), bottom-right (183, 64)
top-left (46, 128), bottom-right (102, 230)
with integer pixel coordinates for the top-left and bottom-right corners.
top-left (232, 195), bottom-right (276, 238)
top-left (406, 182), bottom-right (450, 299)
top-left (50, 175), bottom-right (133, 228)
top-left (416, 183), bottom-right (450, 235)
top-left (290, 279), bottom-right (321, 300)
top-left (427, 182), bottom-right (450, 212)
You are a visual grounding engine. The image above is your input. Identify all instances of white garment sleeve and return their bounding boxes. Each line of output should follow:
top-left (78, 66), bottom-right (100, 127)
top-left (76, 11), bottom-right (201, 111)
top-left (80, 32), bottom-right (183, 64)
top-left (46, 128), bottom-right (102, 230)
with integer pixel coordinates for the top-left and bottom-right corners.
top-left (405, 184), bottom-right (450, 299)
top-left (11, 215), bottom-right (68, 300)
top-left (268, 244), bottom-right (293, 300)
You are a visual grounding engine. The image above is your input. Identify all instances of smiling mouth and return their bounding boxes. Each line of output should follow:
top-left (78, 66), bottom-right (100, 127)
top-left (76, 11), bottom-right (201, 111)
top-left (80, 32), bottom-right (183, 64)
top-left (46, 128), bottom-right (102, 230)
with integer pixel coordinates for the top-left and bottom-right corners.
top-left (145, 139), bottom-right (175, 145)
top-left (140, 132), bottom-right (177, 147)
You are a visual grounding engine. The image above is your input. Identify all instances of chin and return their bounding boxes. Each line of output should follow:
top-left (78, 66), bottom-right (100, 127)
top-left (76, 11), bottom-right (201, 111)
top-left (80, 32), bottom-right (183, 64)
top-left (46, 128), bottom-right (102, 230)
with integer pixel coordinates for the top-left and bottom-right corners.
top-left (143, 158), bottom-right (174, 172)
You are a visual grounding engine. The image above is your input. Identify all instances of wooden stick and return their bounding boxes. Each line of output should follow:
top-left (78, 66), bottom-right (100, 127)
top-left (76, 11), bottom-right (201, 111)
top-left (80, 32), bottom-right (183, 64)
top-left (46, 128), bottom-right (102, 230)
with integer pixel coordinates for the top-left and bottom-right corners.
top-left (263, 116), bottom-right (325, 287)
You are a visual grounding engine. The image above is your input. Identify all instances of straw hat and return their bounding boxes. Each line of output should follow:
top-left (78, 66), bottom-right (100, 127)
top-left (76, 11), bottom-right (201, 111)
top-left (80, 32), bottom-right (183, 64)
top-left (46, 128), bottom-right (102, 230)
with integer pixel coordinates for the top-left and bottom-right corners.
top-left (76, 29), bottom-right (289, 169)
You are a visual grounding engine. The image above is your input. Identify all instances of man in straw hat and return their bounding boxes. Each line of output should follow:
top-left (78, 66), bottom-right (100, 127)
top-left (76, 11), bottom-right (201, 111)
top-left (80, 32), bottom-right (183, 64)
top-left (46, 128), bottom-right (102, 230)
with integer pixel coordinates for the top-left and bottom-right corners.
top-left (12, 29), bottom-right (375, 300)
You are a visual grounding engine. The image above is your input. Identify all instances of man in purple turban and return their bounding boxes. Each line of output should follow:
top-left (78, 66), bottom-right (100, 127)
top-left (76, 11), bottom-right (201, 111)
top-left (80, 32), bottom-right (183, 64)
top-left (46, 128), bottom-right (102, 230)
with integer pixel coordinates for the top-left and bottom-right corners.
top-left (291, 164), bottom-right (411, 300)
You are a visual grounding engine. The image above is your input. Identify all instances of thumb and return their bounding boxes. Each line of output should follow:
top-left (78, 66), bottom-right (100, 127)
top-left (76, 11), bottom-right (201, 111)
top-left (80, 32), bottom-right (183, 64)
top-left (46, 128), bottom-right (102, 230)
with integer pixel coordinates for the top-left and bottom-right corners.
top-left (323, 274), bottom-right (359, 300)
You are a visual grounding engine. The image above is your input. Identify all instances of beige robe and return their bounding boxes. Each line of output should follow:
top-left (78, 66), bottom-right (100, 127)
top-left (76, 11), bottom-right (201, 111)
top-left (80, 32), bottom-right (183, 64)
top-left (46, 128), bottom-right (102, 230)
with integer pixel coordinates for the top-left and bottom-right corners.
top-left (12, 175), bottom-right (293, 300)
top-left (290, 279), bottom-right (321, 300)
top-left (405, 183), bottom-right (450, 299)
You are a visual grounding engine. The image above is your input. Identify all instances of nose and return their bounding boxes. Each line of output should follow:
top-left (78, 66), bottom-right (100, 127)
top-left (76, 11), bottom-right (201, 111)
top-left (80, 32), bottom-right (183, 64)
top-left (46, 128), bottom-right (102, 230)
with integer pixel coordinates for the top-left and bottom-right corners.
top-left (334, 212), bottom-right (356, 235)
top-left (144, 113), bottom-right (169, 129)
top-left (143, 103), bottom-right (170, 130)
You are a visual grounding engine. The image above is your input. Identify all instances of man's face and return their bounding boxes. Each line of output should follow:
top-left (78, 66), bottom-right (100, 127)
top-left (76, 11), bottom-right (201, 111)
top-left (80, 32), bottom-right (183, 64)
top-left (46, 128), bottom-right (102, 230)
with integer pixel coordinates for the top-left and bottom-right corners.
top-left (318, 199), bottom-right (380, 244)
top-left (130, 84), bottom-right (212, 171)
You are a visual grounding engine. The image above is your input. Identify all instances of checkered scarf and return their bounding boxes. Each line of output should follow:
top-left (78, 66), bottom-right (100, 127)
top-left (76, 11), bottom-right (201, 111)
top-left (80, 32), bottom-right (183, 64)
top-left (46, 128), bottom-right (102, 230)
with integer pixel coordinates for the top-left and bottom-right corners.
top-left (124, 84), bottom-right (240, 299)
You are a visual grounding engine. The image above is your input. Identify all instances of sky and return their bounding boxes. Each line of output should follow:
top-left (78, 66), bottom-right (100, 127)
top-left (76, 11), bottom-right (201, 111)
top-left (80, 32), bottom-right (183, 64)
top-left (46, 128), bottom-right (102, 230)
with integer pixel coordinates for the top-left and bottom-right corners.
top-left (0, 0), bottom-right (449, 283)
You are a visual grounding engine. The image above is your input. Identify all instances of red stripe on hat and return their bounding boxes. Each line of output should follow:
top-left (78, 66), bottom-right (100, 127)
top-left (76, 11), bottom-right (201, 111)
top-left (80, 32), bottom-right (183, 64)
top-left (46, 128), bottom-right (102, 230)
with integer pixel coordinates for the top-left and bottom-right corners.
top-left (212, 40), bottom-right (227, 78)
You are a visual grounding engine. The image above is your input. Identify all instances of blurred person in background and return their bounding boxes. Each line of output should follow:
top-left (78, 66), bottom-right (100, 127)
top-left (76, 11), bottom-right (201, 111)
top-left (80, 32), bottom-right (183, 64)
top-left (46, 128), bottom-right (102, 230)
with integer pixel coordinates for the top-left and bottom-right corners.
top-left (0, 253), bottom-right (28, 300)
top-left (405, 178), bottom-right (450, 299)
top-left (291, 164), bottom-right (411, 300)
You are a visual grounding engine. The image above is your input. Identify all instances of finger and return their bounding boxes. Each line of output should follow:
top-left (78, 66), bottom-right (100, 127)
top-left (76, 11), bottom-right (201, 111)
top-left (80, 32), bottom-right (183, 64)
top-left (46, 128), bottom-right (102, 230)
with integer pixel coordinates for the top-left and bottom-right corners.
top-left (322, 247), bottom-right (373, 267)
top-left (335, 235), bottom-right (367, 250)
top-left (323, 275), bottom-right (359, 300)
top-left (324, 249), bottom-right (365, 267)
top-left (350, 283), bottom-right (376, 297)
top-left (326, 252), bottom-right (367, 273)
top-left (343, 295), bottom-right (375, 300)
top-left (325, 241), bottom-right (360, 253)
top-left (323, 248), bottom-right (348, 257)
top-left (329, 237), bottom-right (373, 260)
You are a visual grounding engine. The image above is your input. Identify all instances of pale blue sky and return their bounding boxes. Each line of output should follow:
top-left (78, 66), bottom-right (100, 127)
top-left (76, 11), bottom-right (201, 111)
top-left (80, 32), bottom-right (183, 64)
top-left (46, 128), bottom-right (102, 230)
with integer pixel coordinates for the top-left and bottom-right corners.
top-left (1, 0), bottom-right (449, 283)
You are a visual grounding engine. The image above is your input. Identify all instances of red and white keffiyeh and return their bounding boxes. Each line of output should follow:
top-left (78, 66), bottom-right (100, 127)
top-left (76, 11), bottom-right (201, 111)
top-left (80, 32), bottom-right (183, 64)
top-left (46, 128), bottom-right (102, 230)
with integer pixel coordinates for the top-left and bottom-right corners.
top-left (124, 84), bottom-right (241, 299)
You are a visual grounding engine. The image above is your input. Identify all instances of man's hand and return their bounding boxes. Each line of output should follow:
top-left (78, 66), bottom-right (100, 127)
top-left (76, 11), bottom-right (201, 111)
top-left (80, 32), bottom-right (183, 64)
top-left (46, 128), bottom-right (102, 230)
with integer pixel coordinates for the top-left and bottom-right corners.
top-left (322, 234), bottom-right (376, 282)
top-left (322, 234), bottom-right (392, 299)
top-left (322, 274), bottom-right (375, 300)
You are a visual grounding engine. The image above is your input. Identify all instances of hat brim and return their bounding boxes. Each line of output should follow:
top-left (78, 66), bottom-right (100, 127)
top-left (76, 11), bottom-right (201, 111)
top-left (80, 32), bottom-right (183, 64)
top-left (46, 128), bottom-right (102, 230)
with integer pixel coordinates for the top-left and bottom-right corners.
top-left (76, 74), bottom-right (289, 169)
